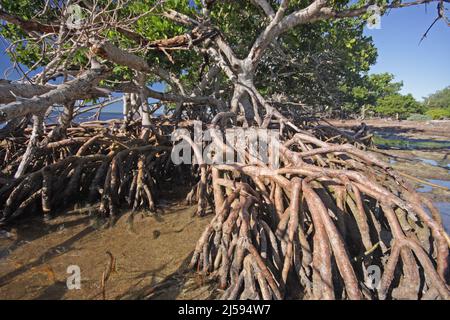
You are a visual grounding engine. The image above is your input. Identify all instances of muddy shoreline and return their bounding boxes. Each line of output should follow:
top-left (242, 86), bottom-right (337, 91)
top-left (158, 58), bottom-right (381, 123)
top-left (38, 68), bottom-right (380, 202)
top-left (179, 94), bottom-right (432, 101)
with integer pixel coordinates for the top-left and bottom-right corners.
top-left (333, 119), bottom-right (450, 233)
top-left (0, 203), bottom-right (215, 300)
top-left (0, 119), bottom-right (449, 299)
top-left (328, 119), bottom-right (450, 139)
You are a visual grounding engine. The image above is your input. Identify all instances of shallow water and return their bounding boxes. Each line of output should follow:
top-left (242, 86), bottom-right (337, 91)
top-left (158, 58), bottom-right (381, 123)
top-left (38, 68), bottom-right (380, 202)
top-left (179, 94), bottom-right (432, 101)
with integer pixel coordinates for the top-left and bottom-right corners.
top-left (417, 179), bottom-right (450, 193)
top-left (434, 203), bottom-right (450, 233)
top-left (373, 131), bottom-right (450, 232)
top-left (420, 158), bottom-right (438, 166)
top-left (0, 204), bottom-right (212, 299)
top-left (388, 158), bottom-right (397, 165)
top-left (48, 111), bottom-right (122, 124)
top-left (373, 133), bottom-right (450, 150)
top-left (417, 184), bottom-right (433, 193)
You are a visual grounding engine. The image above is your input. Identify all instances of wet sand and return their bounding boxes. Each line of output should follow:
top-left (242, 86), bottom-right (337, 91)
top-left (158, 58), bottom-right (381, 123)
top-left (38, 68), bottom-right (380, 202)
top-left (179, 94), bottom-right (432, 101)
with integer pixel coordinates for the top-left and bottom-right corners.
top-left (332, 119), bottom-right (450, 232)
top-left (328, 119), bottom-right (450, 139)
top-left (0, 119), bottom-right (449, 299)
top-left (0, 204), bottom-right (214, 299)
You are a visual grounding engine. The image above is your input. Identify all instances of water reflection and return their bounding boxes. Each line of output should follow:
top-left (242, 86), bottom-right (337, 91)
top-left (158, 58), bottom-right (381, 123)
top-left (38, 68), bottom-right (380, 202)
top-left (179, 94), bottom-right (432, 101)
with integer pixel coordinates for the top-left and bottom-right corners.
top-left (417, 179), bottom-right (450, 193)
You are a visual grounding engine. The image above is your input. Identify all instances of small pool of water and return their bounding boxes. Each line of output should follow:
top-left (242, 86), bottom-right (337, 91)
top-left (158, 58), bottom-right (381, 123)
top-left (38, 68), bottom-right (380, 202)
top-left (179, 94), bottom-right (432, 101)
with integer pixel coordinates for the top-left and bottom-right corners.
top-left (414, 180), bottom-right (450, 233)
top-left (373, 131), bottom-right (450, 231)
top-left (417, 185), bottom-right (433, 193)
top-left (417, 158), bottom-right (450, 173)
top-left (420, 158), bottom-right (438, 166)
top-left (388, 158), bottom-right (397, 165)
top-left (434, 202), bottom-right (450, 233)
top-left (417, 179), bottom-right (450, 193)
top-left (374, 133), bottom-right (450, 150)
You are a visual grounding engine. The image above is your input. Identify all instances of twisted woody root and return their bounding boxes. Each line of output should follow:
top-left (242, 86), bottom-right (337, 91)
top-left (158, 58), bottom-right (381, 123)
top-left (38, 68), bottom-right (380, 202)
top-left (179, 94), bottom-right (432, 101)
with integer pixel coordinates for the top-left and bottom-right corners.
top-left (189, 129), bottom-right (450, 300)
top-left (1, 117), bottom-right (449, 300)
top-left (0, 120), bottom-right (172, 225)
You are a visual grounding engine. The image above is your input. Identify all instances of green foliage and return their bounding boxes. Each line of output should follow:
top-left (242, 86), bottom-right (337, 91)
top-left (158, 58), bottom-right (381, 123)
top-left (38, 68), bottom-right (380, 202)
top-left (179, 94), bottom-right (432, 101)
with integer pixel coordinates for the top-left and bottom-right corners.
top-left (346, 73), bottom-right (401, 105)
top-left (255, 18), bottom-right (377, 109)
top-left (210, 1), bottom-right (264, 59)
top-left (0, 0), bottom-right (202, 84)
top-left (340, 72), bottom-right (403, 116)
top-left (0, 0), bottom-right (52, 19)
top-left (425, 108), bottom-right (450, 120)
top-left (365, 73), bottom-right (403, 98)
top-left (374, 93), bottom-right (423, 119)
top-left (0, 0), bottom-right (377, 103)
top-left (406, 113), bottom-right (432, 121)
top-left (421, 87), bottom-right (450, 119)
top-left (423, 86), bottom-right (450, 109)
top-left (0, 0), bottom-right (429, 120)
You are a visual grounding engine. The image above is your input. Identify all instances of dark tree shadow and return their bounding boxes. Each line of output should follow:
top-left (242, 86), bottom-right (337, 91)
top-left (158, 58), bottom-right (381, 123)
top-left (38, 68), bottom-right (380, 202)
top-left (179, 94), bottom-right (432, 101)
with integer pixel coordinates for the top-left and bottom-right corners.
top-left (116, 253), bottom-right (216, 300)
top-left (0, 225), bottom-right (95, 287)
top-left (33, 281), bottom-right (67, 300)
top-left (0, 214), bottom-right (91, 260)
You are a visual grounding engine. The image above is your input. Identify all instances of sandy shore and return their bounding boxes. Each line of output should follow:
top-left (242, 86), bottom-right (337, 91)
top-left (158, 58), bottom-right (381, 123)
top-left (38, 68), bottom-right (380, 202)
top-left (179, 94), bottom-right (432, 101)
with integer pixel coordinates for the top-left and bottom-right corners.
top-left (328, 119), bottom-right (450, 139)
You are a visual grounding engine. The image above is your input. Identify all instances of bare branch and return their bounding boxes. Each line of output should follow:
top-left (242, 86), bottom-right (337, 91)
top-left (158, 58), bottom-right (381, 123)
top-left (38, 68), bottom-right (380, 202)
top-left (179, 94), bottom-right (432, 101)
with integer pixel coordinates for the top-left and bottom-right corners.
top-left (91, 40), bottom-right (153, 73)
top-left (0, 80), bottom-right (110, 104)
top-left (0, 68), bottom-right (108, 122)
top-left (162, 9), bottom-right (200, 27)
top-left (0, 9), bottom-right (59, 33)
top-left (249, 0), bottom-right (276, 18)
top-left (247, 0), bottom-right (324, 68)
top-left (116, 82), bottom-right (226, 111)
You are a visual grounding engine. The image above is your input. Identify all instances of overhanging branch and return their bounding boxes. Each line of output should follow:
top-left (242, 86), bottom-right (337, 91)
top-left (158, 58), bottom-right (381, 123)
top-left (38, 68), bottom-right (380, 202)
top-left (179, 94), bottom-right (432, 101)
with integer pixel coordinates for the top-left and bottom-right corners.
top-left (0, 80), bottom-right (111, 104)
top-left (0, 68), bottom-right (108, 122)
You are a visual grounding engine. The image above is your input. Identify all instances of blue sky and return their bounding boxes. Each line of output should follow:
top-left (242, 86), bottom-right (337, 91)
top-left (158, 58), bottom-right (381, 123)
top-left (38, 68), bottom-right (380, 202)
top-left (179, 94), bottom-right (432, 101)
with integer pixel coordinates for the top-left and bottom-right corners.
top-left (0, 3), bottom-right (449, 111)
top-left (364, 5), bottom-right (450, 100)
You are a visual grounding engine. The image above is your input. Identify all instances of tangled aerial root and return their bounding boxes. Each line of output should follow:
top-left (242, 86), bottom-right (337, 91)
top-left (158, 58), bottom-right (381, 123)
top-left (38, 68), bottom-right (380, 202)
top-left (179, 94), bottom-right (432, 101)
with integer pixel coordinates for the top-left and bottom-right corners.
top-left (1, 117), bottom-right (449, 300)
top-left (189, 127), bottom-right (450, 300)
top-left (0, 120), bottom-right (174, 225)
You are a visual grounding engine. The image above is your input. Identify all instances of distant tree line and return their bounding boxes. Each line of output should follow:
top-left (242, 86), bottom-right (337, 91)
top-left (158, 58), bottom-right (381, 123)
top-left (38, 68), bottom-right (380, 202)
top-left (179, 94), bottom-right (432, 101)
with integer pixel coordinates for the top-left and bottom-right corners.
top-left (422, 86), bottom-right (450, 119)
top-left (341, 73), bottom-right (450, 120)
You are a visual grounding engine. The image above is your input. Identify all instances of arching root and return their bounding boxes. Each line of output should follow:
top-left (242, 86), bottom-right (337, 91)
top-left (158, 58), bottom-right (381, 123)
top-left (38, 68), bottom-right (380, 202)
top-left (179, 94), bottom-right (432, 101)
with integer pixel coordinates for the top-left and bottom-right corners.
top-left (0, 121), bottom-right (172, 225)
top-left (189, 130), bottom-right (450, 300)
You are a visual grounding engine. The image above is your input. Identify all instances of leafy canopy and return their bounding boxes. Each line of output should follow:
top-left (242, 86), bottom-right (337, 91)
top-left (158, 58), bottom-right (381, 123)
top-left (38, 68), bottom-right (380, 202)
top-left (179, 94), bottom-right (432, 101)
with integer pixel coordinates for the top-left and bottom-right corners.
top-left (423, 86), bottom-right (450, 110)
top-left (0, 0), bottom-right (377, 113)
top-left (375, 93), bottom-right (423, 119)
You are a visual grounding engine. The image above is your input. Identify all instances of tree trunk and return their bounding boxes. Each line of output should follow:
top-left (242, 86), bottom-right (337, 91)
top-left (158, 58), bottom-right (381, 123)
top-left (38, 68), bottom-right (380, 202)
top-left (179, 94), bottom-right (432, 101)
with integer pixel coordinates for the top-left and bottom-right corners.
top-left (137, 73), bottom-right (151, 140)
top-left (14, 114), bottom-right (44, 178)
top-left (48, 102), bottom-right (74, 140)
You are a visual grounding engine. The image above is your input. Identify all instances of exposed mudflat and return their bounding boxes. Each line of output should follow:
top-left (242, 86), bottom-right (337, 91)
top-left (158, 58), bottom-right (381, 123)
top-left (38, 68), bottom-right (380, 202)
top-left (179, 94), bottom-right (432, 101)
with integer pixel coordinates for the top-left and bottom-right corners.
top-left (333, 119), bottom-right (450, 232)
top-left (0, 119), bottom-right (449, 300)
top-left (328, 119), bottom-right (450, 139)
